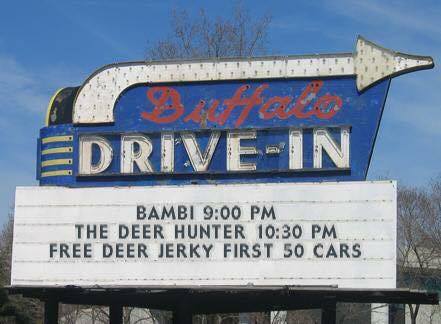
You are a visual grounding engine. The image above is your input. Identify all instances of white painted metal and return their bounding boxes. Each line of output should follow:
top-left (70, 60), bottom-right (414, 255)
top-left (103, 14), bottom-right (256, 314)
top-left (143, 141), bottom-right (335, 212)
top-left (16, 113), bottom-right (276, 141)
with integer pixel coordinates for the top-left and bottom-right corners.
top-left (77, 128), bottom-right (351, 175)
top-left (313, 127), bottom-right (350, 169)
top-left (78, 135), bottom-right (113, 175)
top-left (226, 130), bottom-right (258, 171)
top-left (160, 132), bottom-right (174, 172)
top-left (71, 36), bottom-right (433, 124)
top-left (120, 134), bottom-right (154, 173)
top-left (181, 131), bottom-right (220, 172)
top-left (289, 129), bottom-right (303, 170)
top-left (12, 181), bottom-right (397, 288)
top-left (355, 38), bottom-right (433, 91)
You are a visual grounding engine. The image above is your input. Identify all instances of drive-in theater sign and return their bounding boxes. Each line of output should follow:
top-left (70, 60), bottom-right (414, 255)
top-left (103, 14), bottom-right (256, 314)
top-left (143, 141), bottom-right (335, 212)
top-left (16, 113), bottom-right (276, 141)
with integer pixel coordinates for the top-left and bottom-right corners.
top-left (9, 37), bottom-right (438, 323)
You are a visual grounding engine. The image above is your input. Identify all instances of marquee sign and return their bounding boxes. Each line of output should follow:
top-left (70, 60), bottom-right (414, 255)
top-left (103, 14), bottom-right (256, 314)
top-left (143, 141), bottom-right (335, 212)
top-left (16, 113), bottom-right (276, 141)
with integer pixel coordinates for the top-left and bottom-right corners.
top-left (12, 181), bottom-right (396, 288)
top-left (11, 36), bottom-right (433, 290)
top-left (37, 36), bottom-right (433, 187)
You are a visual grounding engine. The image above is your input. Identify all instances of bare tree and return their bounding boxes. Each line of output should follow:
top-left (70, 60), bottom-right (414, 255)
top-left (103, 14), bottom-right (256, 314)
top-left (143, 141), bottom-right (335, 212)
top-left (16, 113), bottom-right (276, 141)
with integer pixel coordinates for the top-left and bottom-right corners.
top-left (0, 213), bottom-right (43, 322)
top-left (147, 3), bottom-right (271, 60)
top-left (59, 304), bottom-right (83, 324)
top-left (0, 214), bottom-right (13, 285)
top-left (124, 307), bottom-right (158, 324)
top-left (397, 176), bottom-right (441, 324)
top-left (284, 309), bottom-right (321, 324)
top-left (58, 305), bottom-right (157, 324)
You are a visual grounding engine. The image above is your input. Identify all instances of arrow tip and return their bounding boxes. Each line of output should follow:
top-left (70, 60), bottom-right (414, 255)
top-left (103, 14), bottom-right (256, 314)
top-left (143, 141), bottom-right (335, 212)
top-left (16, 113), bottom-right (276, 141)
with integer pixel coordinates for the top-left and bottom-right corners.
top-left (355, 35), bottom-right (434, 91)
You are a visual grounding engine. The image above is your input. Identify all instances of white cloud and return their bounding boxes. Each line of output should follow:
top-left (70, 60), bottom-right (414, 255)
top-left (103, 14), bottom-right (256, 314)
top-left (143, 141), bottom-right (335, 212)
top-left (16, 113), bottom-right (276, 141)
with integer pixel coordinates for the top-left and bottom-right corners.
top-left (305, 0), bottom-right (441, 136)
top-left (0, 52), bottom-right (84, 227)
top-left (0, 55), bottom-right (49, 113)
top-left (384, 68), bottom-right (441, 136)
top-left (0, 53), bottom-right (84, 116)
top-left (388, 101), bottom-right (441, 136)
top-left (327, 0), bottom-right (441, 38)
top-left (387, 96), bottom-right (441, 136)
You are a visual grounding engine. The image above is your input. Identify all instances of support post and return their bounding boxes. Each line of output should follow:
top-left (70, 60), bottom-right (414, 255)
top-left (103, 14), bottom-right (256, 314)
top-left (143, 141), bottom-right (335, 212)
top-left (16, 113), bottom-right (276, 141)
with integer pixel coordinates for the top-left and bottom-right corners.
top-left (109, 304), bottom-right (123, 324)
top-left (321, 300), bottom-right (336, 324)
top-left (44, 299), bottom-right (58, 324)
top-left (172, 303), bottom-right (193, 324)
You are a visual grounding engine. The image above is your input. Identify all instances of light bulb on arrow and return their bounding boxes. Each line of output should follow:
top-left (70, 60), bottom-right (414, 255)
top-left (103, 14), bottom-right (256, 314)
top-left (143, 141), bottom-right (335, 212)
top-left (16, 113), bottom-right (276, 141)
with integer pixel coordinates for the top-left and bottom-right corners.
top-left (69, 35), bottom-right (433, 124)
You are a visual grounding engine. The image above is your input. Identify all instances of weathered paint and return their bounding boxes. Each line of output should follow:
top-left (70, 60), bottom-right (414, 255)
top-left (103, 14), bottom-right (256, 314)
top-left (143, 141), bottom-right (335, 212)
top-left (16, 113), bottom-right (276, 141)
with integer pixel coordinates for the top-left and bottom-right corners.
top-left (38, 77), bottom-right (389, 186)
top-left (72, 36), bottom-right (433, 124)
top-left (36, 37), bottom-right (435, 187)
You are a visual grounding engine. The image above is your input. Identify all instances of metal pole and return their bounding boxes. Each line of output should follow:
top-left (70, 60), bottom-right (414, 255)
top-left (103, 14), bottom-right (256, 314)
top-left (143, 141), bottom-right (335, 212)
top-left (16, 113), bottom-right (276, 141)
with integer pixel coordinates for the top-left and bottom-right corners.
top-left (172, 303), bottom-right (193, 324)
top-left (321, 300), bottom-right (336, 324)
top-left (44, 299), bottom-right (58, 324)
top-left (109, 304), bottom-right (123, 324)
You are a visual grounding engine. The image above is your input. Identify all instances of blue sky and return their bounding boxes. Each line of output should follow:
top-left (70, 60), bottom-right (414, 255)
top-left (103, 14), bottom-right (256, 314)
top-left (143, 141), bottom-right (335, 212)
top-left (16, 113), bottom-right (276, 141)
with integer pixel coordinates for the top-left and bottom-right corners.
top-left (0, 0), bottom-right (440, 225)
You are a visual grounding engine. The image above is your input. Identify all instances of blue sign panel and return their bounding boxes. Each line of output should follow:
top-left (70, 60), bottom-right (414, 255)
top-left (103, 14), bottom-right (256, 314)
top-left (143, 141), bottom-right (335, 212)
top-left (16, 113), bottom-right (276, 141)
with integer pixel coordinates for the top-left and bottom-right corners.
top-left (38, 76), bottom-right (390, 187)
top-left (112, 77), bottom-right (387, 132)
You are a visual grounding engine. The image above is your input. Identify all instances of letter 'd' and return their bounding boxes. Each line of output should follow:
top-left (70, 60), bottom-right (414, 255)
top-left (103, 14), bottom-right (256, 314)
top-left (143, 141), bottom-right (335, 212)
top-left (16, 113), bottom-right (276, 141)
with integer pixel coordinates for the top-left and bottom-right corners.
top-left (79, 136), bottom-right (113, 175)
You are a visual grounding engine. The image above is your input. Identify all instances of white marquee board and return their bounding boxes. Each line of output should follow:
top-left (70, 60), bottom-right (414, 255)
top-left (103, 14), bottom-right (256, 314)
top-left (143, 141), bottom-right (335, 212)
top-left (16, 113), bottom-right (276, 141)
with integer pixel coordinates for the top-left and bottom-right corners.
top-left (11, 181), bottom-right (396, 289)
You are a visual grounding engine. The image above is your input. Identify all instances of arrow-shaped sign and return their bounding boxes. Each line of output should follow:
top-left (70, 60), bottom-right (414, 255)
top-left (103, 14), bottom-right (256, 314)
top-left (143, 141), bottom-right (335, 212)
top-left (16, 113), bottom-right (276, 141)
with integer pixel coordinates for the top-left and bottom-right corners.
top-left (72, 36), bottom-right (433, 124)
